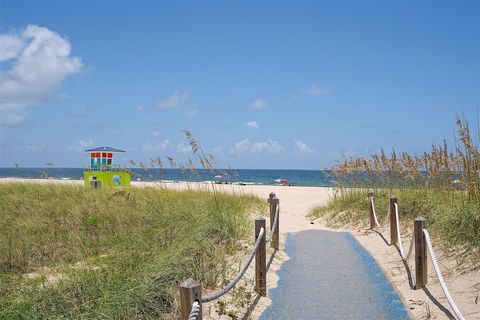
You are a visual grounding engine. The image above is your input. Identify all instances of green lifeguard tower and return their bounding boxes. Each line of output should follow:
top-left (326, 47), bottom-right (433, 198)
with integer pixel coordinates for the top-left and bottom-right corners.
top-left (83, 146), bottom-right (131, 188)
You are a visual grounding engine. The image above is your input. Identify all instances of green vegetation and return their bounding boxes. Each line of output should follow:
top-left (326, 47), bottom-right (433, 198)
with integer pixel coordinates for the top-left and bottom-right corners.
top-left (0, 183), bottom-right (265, 319)
top-left (311, 117), bottom-right (480, 264)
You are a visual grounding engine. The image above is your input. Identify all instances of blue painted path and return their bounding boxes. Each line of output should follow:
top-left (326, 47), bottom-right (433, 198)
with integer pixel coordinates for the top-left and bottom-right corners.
top-left (260, 230), bottom-right (410, 320)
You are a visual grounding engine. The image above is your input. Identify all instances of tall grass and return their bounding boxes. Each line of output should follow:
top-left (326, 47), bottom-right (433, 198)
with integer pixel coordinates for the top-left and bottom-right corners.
top-left (129, 130), bottom-right (240, 193)
top-left (0, 183), bottom-right (265, 319)
top-left (311, 117), bottom-right (480, 264)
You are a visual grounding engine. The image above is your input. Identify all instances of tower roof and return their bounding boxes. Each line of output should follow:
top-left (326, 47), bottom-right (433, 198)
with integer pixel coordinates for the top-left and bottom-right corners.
top-left (85, 146), bottom-right (126, 153)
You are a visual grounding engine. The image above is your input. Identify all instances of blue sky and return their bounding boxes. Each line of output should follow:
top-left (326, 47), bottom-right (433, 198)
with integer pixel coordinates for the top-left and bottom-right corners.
top-left (0, 1), bottom-right (479, 169)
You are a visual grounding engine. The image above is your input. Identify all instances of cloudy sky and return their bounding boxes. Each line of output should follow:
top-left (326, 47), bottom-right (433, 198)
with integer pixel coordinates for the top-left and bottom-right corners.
top-left (0, 1), bottom-right (478, 169)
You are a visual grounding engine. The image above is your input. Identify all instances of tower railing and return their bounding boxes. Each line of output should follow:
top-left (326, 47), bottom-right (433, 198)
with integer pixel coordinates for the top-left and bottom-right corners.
top-left (83, 164), bottom-right (129, 172)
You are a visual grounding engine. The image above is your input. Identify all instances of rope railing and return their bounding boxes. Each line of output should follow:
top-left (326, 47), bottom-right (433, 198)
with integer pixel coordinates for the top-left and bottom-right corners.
top-left (368, 194), bottom-right (391, 228)
top-left (369, 194), bottom-right (381, 228)
top-left (201, 227), bottom-right (265, 302)
top-left (423, 229), bottom-right (465, 320)
top-left (178, 193), bottom-right (280, 320)
top-left (371, 197), bottom-right (415, 260)
top-left (368, 192), bottom-right (465, 320)
top-left (394, 203), bottom-right (415, 261)
top-left (181, 191), bottom-right (466, 320)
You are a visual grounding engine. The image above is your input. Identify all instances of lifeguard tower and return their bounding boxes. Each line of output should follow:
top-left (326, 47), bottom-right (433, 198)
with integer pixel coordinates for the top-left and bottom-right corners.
top-left (83, 146), bottom-right (131, 188)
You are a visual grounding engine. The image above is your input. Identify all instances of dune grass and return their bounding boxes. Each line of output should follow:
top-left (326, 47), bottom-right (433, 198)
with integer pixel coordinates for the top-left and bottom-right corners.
top-left (310, 117), bottom-right (480, 265)
top-left (310, 188), bottom-right (480, 264)
top-left (0, 183), bottom-right (265, 319)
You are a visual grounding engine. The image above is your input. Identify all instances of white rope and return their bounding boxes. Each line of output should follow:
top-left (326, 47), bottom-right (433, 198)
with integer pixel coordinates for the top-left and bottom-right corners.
top-left (369, 196), bottom-right (381, 228)
top-left (369, 195), bottom-right (389, 228)
top-left (201, 227), bottom-right (265, 302)
top-left (368, 195), bottom-right (464, 319)
top-left (423, 229), bottom-right (465, 320)
top-left (369, 197), bottom-right (413, 258)
top-left (188, 301), bottom-right (200, 320)
top-left (394, 203), bottom-right (415, 261)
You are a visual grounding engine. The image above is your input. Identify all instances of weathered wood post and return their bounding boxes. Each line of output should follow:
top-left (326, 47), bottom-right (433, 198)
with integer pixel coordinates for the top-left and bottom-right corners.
top-left (368, 191), bottom-right (375, 229)
top-left (414, 217), bottom-right (427, 289)
top-left (273, 197), bottom-right (279, 250)
top-left (268, 192), bottom-right (276, 232)
top-left (179, 278), bottom-right (202, 320)
top-left (255, 217), bottom-right (267, 296)
top-left (389, 197), bottom-right (398, 246)
top-left (268, 192), bottom-right (279, 250)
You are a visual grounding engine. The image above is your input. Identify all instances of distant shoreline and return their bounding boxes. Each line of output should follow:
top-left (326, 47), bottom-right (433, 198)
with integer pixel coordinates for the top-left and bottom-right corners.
top-left (0, 167), bottom-right (334, 187)
top-left (0, 177), bottom-right (333, 189)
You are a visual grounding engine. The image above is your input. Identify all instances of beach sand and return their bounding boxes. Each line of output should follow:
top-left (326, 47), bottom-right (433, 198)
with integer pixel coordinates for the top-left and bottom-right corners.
top-left (1, 178), bottom-right (478, 319)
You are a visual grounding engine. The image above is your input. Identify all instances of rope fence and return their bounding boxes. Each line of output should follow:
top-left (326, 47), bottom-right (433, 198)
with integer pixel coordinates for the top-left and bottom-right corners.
top-left (368, 192), bottom-right (465, 320)
top-left (424, 229), bottom-right (466, 320)
top-left (201, 227), bottom-right (265, 303)
top-left (394, 203), bottom-right (415, 261)
top-left (179, 190), bottom-right (465, 320)
top-left (179, 192), bottom-right (280, 320)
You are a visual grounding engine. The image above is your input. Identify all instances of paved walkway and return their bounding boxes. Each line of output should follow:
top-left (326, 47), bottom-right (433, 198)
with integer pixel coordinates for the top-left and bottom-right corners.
top-left (260, 230), bottom-right (410, 320)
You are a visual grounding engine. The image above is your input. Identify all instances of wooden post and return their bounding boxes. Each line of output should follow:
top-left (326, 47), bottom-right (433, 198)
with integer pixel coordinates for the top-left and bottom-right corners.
top-left (255, 217), bottom-right (267, 296)
top-left (368, 191), bottom-right (375, 229)
top-left (268, 192), bottom-right (279, 250)
top-left (179, 278), bottom-right (202, 320)
top-left (268, 192), bottom-right (276, 232)
top-left (389, 197), bottom-right (398, 246)
top-left (272, 198), bottom-right (279, 250)
top-left (414, 217), bottom-right (427, 289)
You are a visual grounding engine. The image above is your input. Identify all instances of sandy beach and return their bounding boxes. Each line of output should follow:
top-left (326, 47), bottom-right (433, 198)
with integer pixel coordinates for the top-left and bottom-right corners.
top-left (1, 178), bottom-right (478, 319)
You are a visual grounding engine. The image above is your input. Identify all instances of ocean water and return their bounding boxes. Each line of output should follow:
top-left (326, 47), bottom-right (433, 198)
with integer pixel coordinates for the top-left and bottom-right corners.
top-left (0, 168), bottom-right (334, 187)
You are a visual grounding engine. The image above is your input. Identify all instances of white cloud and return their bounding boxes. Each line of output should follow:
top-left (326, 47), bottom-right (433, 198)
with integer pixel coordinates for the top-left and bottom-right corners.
top-left (304, 84), bottom-right (330, 96)
top-left (183, 109), bottom-right (198, 118)
top-left (177, 142), bottom-right (192, 153)
top-left (143, 140), bottom-right (170, 152)
top-left (0, 111), bottom-right (26, 125)
top-left (135, 105), bottom-right (145, 112)
top-left (230, 138), bottom-right (285, 155)
top-left (14, 143), bottom-right (46, 153)
top-left (250, 99), bottom-right (268, 109)
top-left (152, 130), bottom-right (161, 137)
top-left (209, 146), bottom-right (224, 161)
top-left (244, 120), bottom-right (259, 131)
top-left (293, 139), bottom-right (314, 154)
top-left (0, 25), bottom-right (83, 124)
top-left (67, 139), bottom-right (94, 152)
top-left (0, 34), bottom-right (25, 61)
top-left (212, 146), bottom-right (223, 154)
top-left (156, 90), bottom-right (189, 109)
top-left (231, 139), bottom-right (251, 154)
top-left (78, 139), bottom-right (94, 148)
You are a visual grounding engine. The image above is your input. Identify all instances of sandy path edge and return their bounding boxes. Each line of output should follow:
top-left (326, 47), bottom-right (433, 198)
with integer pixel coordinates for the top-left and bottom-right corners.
top-left (1, 178), bottom-right (478, 319)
